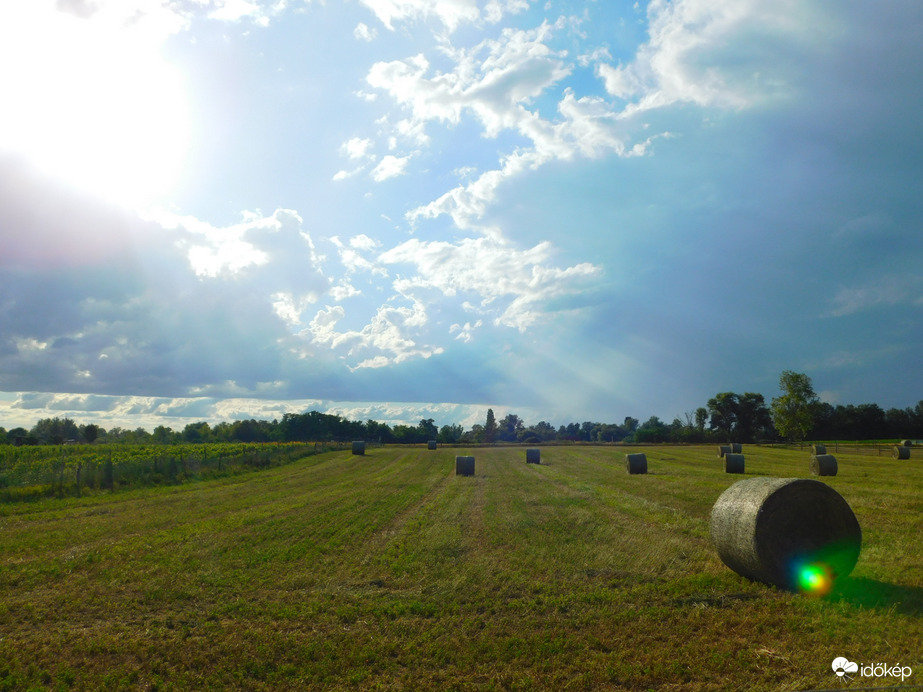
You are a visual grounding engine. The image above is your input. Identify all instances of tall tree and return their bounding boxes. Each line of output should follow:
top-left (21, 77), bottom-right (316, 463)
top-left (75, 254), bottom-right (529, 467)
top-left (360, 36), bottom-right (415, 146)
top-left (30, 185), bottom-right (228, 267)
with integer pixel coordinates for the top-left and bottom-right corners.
top-left (770, 370), bottom-right (818, 442)
top-left (707, 393), bottom-right (739, 441)
top-left (484, 409), bottom-right (497, 443)
top-left (736, 392), bottom-right (772, 442)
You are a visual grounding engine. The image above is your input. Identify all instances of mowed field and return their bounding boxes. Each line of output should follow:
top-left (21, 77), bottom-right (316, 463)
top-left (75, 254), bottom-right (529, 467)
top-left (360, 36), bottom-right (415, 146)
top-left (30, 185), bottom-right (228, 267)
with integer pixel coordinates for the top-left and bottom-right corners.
top-left (1, 445), bottom-right (922, 691)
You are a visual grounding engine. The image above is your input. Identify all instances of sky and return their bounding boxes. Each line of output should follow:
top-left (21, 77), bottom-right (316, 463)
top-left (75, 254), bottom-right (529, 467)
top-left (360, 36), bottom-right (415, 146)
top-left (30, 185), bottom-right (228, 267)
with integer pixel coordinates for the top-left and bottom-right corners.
top-left (1, 0), bottom-right (922, 433)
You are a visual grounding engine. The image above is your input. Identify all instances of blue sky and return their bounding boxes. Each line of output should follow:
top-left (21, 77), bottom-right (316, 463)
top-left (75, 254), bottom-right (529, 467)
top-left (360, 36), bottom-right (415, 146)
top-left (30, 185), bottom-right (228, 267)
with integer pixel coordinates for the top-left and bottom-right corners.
top-left (1, 0), bottom-right (922, 432)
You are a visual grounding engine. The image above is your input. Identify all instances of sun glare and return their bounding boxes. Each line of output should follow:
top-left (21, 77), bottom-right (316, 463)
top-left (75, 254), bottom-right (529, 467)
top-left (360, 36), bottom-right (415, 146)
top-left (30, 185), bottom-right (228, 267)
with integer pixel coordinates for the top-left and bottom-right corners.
top-left (0, 6), bottom-right (190, 209)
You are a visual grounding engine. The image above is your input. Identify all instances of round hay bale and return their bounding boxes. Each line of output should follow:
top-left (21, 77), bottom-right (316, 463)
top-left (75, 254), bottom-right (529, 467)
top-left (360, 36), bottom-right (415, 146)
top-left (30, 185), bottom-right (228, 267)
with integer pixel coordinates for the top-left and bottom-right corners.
top-left (718, 445), bottom-right (732, 458)
top-left (709, 477), bottom-right (861, 592)
top-left (352, 441), bottom-right (366, 455)
top-left (724, 453), bottom-right (745, 474)
top-left (455, 455), bottom-right (475, 476)
top-left (626, 453), bottom-right (647, 474)
top-left (731, 443), bottom-right (742, 454)
top-left (810, 454), bottom-right (838, 476)
top-left (901, 439), bottom-right (913, 447)
top-left (427, 440), bottom-right (437, 450)
top-left (893, 445), bottom-right (911, 460)
top-left (526, 448), bottom-right (541, 464)
top-left (811, 444), bottom-right (827, 455)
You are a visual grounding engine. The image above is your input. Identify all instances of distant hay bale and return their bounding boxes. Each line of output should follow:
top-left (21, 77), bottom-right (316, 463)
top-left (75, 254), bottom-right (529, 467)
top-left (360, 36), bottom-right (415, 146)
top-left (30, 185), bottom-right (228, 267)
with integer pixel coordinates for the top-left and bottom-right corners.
top-left (526, 448), bottom-right (541, 464)
top-left (731, 443), bottom-right (742, 454)
top-left (626, 453), bottom-right (647, 475)
top-left (352, 441), bottom-right (365, 455)
top-left (811, 454), bottom-right (838, 476)
top-left (901, 440), bottom-right (913, 447)
top-left (709, 477), bottom-right (862, 591)
top-left (893, 446), bottom-right (911, 460)
top-left (718, 445), bottom-right (732, 458)
top-left (428, 440), bottom-right (437, 450)
top-left (811, 444), bottom-right (827, 455)
top-left (724, 453), bottom-right (745, 474)
top-left (455, 456), bottom-right (475, 476)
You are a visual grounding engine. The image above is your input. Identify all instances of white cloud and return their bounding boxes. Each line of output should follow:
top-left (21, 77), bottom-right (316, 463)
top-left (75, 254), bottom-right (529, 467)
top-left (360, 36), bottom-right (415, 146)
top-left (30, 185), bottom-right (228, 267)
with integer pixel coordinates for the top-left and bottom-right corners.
top-left (366, 22), bottom-right (571, 138)
top-left (342, 137), bottom-right (375, 160)
top-left (828, 277), bottom-right (922, 317)
top-left (305, 300), bottom-right (443, 368)
top-left (371, 154), bottom-right (412, 181)
top-left (379, 234), bottom-right (600, 330)
top-left (354, 22), bottom-right (377, 41)
top-left (598, 0), bottom-right (819, 115)
top-left (450, 320), bottom-right (482, 342)
top-left (359, 0), bottom-right (479, 32)
top-left (329, 235), bottom-right (388, 277)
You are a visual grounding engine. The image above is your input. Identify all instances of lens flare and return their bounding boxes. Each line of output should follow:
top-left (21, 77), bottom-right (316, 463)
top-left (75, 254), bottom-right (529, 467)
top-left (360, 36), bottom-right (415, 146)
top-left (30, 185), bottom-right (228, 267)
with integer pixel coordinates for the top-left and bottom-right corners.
top-left (796, 563), bottom-right (834, 596)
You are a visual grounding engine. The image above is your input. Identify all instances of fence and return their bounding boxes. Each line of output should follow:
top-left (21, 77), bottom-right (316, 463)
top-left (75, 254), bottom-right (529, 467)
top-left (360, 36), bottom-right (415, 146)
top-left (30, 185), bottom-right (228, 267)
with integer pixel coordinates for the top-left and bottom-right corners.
top-left (757, 440), bottom-right (916, 457)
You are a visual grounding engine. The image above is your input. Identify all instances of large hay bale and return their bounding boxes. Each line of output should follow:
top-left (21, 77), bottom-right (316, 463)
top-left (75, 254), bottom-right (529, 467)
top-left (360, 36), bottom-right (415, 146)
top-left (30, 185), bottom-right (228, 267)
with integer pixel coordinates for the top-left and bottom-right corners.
top-left (724, 453), bottom-right (745, 474)
top-left (455, 456), bottom-right (475, 476)
top-left (901, 439), bottom-right (913, 447)
top-left (731, 443), bottom-right (742, 454)
top-left (811, 444), bottom-right (827, 455)
top-left (427, 440), bottom-right (437, 450)
top-left (718, 445), bottom-right (732, 458)
top-left (526, 448), bottom-right (541, 464)
top-left (710, 477), bottom-right (861, 592)
top-left (352, 441), bottom-right (366, 455)
top-left (893, 445), bottom-right (911, 460)
top-left (811, 454), bottom-right (838, 476)
top-left (626, 453), bottom-right (647, 474)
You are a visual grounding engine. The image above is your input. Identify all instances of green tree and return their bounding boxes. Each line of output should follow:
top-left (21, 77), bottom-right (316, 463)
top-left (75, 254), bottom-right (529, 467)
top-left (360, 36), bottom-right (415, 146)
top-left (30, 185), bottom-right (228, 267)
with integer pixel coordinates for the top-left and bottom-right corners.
top-left (417, 418), bottom-right (438, 441)
top-left (770, 371), bottom-right (818, 442)
top-left (437, 424), bottom-right (464, 444)
top-left (695, 408), bottom-right (708, 432)
top-left (497, 413), bottom-right (524, 442)
top-left (707, 393), bottom-right (739, 442)
top-left (81, 424), bottom-right (100, 444)
top-left (736, 392), bottom-right (773, 442)
top-left (484, 409), bottom-right (497, 443)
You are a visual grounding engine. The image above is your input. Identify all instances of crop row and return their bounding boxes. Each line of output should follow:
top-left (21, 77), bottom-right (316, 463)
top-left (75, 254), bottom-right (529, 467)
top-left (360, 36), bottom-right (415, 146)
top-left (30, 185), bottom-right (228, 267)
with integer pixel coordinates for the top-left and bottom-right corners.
top-left (0, 442), bottom-right (345, 502)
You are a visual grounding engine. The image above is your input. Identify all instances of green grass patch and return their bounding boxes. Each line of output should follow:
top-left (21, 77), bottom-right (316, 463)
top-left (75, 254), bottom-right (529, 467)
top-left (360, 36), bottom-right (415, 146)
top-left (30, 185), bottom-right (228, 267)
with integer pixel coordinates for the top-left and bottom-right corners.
top-left (1, 444), bottom-right (921, 690)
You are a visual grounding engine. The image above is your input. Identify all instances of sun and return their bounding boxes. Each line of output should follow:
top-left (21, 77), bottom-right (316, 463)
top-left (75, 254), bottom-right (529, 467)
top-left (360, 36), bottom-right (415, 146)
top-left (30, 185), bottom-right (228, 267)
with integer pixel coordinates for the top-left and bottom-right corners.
top-left (0, 4), bottom-right (190, 209)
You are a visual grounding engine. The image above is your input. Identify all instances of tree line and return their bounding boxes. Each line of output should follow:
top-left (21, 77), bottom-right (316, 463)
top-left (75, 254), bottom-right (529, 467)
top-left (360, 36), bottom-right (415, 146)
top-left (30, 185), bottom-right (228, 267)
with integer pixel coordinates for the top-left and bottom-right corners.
top-left (3, 372), bottom-right (922, 447)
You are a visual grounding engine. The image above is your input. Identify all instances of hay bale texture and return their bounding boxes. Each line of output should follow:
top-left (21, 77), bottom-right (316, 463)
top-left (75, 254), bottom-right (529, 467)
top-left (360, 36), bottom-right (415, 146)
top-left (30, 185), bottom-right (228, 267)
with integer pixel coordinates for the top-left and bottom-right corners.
top-left (427, 440), bottom-right (437, 450)
top-left (455, 456), bottom-right (475, 476)
top-left (811, 454), bottom-right (838, 476)
top-left (724, 453), bottom-right (745, 474)
top-left (709, 477), bottom-right (861, 591)
top-left (626, 453), bottom-right (647, 474)
top-left (893, 445), bottom-right (911, 460)
top-left (352, 441), bottom-right (366, 455)
top-left (731, 443), bottom-right (742, 454)
top-left (718, 445), bottom-right (732, 458)
top-left (811, 444), bottom-right (827, 455)
top-left (526, 448), bottom-right (541, 464)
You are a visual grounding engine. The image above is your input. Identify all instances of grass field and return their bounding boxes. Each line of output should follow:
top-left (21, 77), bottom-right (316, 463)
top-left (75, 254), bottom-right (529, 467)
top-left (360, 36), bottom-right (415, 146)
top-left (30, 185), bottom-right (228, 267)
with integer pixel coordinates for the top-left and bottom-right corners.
top-left (1, 444), bottom-right (921, 691)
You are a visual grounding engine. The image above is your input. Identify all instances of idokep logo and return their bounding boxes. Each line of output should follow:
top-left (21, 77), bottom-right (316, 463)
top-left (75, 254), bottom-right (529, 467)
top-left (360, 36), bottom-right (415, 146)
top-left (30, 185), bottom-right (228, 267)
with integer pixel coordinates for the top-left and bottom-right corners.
top-left (832, 656), bottom-right (913, 682)
top-left (831, 658), bottom-right (858, 677)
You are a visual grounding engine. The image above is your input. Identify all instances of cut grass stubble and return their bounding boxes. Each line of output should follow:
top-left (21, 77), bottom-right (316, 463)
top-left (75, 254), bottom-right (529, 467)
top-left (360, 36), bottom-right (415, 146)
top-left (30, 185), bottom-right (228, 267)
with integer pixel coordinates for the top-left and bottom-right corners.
top-left (1, 444), bottom-right (921, 691)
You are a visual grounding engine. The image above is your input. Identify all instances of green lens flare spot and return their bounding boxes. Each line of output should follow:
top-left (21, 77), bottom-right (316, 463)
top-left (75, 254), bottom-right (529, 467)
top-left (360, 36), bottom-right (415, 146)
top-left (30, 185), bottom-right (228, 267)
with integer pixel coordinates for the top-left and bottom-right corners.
top-left (797, 563), bottom-right (833, 596)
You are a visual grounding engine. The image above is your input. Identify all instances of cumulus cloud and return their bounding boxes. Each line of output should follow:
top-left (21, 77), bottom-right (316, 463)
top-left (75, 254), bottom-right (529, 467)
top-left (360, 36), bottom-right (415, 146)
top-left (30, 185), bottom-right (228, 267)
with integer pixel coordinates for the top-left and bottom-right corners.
top-left (305, 300), bottom-right (443, 369)
top-left (354, 22), bottom-right (377, 41)
top-left (597, 0), bottom-right (822, 114)
top-left (379, 234), bottom-right (601, 330)
top-left (359, 0), bottom-right (479, 32)
top-left (371, 154), bottom-right (412, 181)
